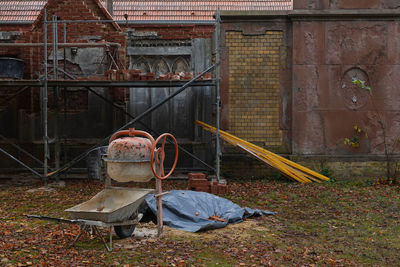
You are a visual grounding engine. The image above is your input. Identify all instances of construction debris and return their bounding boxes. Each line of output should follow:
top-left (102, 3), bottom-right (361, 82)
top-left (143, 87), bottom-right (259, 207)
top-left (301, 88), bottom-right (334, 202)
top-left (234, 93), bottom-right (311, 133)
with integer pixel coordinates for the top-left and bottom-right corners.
top-left (195, 120), bottom-right (330, 183)
top-left (187, 172), bottom-right (227, 195)
top-left (103, 69), bottom-right (212, 81)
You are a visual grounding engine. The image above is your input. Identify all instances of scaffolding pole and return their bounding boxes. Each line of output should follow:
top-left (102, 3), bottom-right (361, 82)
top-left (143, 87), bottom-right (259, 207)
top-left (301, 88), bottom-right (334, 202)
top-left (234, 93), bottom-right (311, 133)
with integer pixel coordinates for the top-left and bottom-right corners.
top-left (42, 8), bottom-right (49, 186)
top-left (52, 15), bottom-right (61, 181)
top-left (0, 43), bottom-right (121, 48)
top-left (215, 9), bottom-right (221, 182)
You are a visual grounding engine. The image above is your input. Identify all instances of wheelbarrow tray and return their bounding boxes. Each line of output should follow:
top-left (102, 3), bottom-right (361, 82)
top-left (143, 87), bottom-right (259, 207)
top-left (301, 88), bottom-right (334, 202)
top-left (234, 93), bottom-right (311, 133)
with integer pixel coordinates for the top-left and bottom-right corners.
top-left (65, 187), bottom-right (154, 223)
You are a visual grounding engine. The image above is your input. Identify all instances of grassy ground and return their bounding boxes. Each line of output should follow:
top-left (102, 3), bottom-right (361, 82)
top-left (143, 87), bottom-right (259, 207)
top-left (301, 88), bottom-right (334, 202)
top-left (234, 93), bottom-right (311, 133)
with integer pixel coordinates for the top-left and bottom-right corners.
top-left (0, 177), bottom-right (399, 266)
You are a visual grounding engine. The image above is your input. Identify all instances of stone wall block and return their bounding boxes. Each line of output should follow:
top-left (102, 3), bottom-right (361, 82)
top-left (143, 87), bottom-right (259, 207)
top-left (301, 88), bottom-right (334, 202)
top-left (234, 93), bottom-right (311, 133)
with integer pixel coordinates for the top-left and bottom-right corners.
top-left (322, 111), bottom-right (372, 154)
top-left (382, 0), bottom-right (400, 9)
top-left (292, 111), bottom-right (325, 154)
top-left (293, 22), bottom-right (325, 65)
top-left (370, 65), bottom-right (400, 110)
top-left (332, 0), bottom-right (380, 9)
top-left (293, 0), bottom-right (329, 10)
top-left (386, 21), bottom-right (400, 64)
top-left (326, 21), bottom-right (387, 65)
top-left (292, 65), bottom-right (320, 112)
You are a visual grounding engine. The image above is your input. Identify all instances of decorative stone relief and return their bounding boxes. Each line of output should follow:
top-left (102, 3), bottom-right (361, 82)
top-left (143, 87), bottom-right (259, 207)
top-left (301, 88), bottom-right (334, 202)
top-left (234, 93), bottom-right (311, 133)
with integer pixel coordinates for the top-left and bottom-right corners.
top-left (131, 56), bottom-right (151, 73)
top-left (172, 57), bottom-right (189, 73)
top-left (130, 55), bottom-right (190, 76)
top-left (153, 57), bottom-right (170, 76)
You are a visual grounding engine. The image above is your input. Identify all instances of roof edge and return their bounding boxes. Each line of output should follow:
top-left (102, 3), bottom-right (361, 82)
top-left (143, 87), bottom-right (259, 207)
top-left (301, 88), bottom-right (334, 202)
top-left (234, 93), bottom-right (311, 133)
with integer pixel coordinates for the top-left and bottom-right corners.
top-left (219, 9), bottom-right (400, 21)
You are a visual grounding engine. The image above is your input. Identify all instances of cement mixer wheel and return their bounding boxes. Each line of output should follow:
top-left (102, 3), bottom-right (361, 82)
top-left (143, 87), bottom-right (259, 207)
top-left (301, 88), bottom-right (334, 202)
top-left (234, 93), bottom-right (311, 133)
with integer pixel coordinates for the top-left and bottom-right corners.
top-left (114, 224), bottom-right (136, 239)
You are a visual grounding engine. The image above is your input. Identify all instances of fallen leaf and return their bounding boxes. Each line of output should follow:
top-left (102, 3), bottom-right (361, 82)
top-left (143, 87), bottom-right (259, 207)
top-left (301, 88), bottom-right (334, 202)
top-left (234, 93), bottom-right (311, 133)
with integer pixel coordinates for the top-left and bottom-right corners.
top-left (96, 206), bottom-right (105, 211)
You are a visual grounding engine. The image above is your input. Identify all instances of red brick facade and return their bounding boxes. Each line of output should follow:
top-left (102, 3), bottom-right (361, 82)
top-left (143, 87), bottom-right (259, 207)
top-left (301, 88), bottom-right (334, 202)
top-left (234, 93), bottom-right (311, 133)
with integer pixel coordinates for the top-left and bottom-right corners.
top-left (121, 24), bottom-right (215, 40)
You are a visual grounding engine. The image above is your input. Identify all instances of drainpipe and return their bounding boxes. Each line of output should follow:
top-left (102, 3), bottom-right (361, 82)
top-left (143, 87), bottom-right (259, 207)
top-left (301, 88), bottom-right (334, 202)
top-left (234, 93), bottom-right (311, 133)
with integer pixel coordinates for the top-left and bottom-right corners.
top-left (106, 0), bottom-right (113, 16)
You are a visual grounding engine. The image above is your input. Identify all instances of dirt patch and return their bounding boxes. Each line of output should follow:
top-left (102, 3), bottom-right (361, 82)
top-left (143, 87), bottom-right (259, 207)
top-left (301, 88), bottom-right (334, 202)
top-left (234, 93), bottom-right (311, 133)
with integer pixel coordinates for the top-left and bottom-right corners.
top-left (164, 219), bottom-right (266, 241)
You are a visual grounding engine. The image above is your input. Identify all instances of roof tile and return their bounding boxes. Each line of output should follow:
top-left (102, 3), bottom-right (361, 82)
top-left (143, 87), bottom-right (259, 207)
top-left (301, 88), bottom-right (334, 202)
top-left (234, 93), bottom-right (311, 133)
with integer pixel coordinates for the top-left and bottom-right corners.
top-left (0, 0), bottom-right (292, 22)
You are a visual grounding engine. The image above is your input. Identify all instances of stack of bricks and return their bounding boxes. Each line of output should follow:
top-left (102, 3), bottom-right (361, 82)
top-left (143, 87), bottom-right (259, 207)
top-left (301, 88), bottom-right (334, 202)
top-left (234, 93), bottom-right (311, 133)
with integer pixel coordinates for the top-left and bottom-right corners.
top-left (103, 70), bottom-right (211, 81)
top-left (187, 172), bottom-right (228, 195)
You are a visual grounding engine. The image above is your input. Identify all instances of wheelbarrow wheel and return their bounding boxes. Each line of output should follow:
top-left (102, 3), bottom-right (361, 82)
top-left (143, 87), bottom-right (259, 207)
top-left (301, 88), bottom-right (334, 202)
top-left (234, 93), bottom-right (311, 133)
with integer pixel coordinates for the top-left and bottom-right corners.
top-left (114, 224), bottom-right (136, 239)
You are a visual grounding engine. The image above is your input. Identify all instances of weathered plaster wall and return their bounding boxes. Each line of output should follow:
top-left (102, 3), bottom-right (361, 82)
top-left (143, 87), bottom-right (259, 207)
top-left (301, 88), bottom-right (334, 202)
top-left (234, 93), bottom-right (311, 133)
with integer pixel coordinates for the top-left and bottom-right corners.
top-left (291, 15), bottom-right (400, 157)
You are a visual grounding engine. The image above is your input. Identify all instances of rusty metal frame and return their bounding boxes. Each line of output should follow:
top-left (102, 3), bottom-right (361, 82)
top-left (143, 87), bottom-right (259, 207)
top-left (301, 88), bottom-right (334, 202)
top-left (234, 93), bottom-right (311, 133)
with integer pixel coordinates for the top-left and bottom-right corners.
top-left (0, 80), bottom-right (215, 88)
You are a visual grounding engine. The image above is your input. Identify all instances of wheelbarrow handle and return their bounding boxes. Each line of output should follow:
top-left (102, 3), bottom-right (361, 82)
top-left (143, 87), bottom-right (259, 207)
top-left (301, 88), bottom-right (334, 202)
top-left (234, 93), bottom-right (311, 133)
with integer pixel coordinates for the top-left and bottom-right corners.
top-left (109, 128), bottom-right (155, 144)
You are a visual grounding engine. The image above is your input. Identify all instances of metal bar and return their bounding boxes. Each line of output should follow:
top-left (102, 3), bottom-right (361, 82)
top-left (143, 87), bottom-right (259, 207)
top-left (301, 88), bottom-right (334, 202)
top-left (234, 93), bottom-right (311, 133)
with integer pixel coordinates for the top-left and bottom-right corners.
top-left (156, 179), bottom-right (163, 237)
top-left (47, 64), bottom-right (216, 177)
top-left (27, 215), bottom-right (79, 224)
top-left (92, 226), bottom-right (112, 252)
top-left (43, 8), bottom-right (49, 186)
top-left (0, 148), bottom-right (43, 178)
top-left (0, 43), bottom-right (121, 47)
top-left (109, 227), bottom-right (112, 251)
top-left (0, 134), bottom-right (46, 167)
top-left (45, 19), bottom-right (217, 25)
top-left (63, 22), bottom-right (67, 178)
top-left (215, 9), bottom-right (221, 182)
top-left (0, 20), bottom-right (216, 25)
top-left (106, 49), bottom-right (119, 70)
top-left (52, 15), bottom-right (58, 81)
top-left (115, 20), bottom-right (216, 25)
top-left (63, 23), bottom-right (67, 79)
top-left (0, 86), bottom-right (29, 107)
top-left (0, 80), bottom-right (216, 88)
top-left (52, 80), bottom-right (216, 87)
top-left (53, 15), bottom-right (61, 181)
top-left (72, 225), bottom-right (86, 246)
top-left (154, 191), bottom-right (169, 198)
top-left (45, 19), bottom-right (118, 24)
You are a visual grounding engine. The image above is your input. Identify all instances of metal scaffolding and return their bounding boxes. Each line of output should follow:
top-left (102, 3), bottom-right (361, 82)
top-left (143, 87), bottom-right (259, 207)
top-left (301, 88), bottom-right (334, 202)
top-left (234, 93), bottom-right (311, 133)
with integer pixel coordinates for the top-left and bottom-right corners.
top-left (0, 9), bottom-right (222, 184)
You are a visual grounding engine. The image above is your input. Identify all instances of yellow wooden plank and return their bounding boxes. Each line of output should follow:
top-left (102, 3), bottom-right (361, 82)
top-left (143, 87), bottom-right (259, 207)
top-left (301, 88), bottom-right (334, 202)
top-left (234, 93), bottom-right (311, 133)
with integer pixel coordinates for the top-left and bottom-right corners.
top-left (196, 120), bottom-right (329, 182)
top-left (237, 144), bottom-right (312, 183)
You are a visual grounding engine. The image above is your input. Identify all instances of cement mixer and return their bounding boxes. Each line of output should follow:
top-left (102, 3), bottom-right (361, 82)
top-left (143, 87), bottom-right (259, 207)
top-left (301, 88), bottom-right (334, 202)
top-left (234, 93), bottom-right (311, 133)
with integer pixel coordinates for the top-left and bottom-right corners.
top-left (64, 128), bottom-right (178, 250)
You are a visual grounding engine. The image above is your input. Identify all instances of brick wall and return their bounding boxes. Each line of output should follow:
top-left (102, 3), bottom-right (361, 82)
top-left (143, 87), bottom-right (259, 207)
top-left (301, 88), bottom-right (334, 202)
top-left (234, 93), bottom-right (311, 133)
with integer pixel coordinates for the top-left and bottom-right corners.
top-left (19, 0), bottom-right (127, 78)
top-left (225, 31), bottom-right (283, 148)
top-left (120, 24), bottom-right (214, 40)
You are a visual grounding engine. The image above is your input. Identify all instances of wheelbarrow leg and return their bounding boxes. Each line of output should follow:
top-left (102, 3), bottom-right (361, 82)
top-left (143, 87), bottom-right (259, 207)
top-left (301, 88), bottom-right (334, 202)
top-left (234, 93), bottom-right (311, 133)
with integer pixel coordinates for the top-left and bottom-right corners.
top-left (72, 224), bottom-right (88, 247)
top-left (92, 225), bottom-right (113, 252)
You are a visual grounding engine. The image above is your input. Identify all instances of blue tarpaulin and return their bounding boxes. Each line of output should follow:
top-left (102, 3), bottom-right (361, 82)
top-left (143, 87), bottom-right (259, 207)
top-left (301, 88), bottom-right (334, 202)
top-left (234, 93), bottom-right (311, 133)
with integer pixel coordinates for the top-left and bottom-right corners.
top-left (145, 190), bottom-right (275, 232)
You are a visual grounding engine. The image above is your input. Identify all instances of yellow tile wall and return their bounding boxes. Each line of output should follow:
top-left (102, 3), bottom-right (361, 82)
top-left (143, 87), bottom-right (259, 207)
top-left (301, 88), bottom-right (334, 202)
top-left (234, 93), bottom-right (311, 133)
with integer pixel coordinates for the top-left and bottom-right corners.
top-left (226, 31), bottom-right (283, 147)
